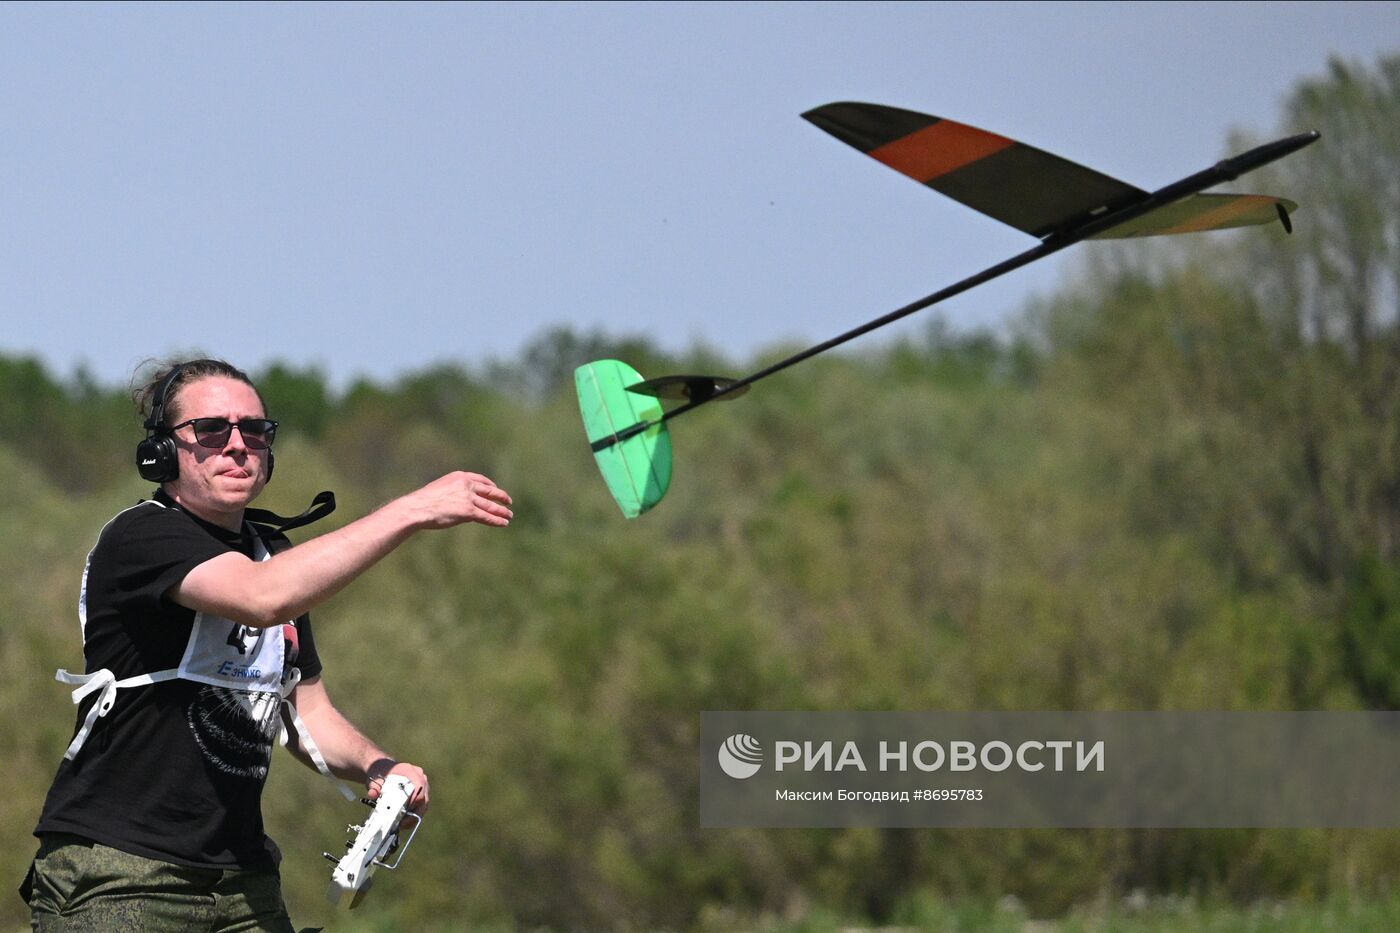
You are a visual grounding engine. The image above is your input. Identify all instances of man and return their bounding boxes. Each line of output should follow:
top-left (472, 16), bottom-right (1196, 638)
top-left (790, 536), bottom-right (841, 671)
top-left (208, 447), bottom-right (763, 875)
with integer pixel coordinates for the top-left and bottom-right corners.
top-left (24, 358), bottom-right (513, 931)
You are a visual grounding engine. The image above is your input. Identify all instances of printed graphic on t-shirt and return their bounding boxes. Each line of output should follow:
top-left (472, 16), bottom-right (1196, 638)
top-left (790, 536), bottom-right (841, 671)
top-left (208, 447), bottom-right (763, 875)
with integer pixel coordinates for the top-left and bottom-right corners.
top-left (186, 683), bottom-right (282, 780)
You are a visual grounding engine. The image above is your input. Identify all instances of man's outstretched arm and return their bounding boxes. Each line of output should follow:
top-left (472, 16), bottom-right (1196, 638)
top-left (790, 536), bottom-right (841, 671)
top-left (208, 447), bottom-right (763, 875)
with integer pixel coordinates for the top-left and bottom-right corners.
top-left (286, 674), bottom-right (430, 813)
top-left (171, 471), bottom-right (512, 629)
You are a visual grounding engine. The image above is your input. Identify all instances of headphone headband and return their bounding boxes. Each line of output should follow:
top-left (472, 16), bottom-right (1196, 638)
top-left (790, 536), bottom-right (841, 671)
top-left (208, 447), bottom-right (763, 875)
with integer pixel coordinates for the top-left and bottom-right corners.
top-left (144, 362), bottom-right (186, 433)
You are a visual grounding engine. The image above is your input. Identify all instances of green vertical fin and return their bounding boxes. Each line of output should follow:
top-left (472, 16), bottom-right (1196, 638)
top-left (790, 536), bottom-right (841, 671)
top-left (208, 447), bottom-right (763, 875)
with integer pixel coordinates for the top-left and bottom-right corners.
top-left (575, 360), bottom-right (673, 518)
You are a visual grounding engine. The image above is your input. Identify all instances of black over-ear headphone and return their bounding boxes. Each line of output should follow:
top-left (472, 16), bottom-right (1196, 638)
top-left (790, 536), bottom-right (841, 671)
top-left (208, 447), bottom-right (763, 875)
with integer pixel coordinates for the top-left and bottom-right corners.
top-left (135, 363), bottom-right (185, 483)
top-left (134, 362), bottom-right (274, 484)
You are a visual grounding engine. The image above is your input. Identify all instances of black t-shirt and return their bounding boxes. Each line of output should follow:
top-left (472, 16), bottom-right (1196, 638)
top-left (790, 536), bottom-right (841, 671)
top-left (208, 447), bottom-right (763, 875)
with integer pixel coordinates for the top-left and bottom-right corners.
top-left (34, 489), bottom-right (322, 870)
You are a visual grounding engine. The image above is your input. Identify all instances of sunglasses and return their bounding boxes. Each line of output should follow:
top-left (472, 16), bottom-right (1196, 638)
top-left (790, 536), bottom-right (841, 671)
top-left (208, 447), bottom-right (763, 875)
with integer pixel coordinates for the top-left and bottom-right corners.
top-left (169, 417), bottom-right (278, 450)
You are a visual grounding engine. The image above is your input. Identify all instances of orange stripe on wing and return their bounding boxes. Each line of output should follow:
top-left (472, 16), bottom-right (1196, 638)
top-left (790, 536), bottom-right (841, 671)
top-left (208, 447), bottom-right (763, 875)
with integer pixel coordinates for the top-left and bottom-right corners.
top-left (1159, 195), bottom-right (1273, 234)
top-left (867, 120), bottom-right (1015, 183)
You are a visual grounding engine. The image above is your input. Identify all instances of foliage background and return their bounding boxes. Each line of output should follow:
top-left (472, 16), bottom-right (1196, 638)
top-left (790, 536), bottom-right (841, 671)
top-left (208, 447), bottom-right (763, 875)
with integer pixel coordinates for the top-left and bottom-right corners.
top-left (2, 56), bottom-right (1398, 930)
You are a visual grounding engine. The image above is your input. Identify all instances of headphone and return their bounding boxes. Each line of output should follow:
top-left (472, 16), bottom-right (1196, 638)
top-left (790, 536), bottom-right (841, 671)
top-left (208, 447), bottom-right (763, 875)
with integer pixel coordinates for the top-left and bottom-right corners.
top-left (135, 362), bottom-right (274, 484)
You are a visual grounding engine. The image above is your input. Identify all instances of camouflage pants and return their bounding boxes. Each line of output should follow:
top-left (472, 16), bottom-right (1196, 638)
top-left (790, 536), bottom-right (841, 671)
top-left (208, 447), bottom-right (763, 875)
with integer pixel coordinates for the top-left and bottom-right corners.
top-left (21, 834), bottom-right (296, 932)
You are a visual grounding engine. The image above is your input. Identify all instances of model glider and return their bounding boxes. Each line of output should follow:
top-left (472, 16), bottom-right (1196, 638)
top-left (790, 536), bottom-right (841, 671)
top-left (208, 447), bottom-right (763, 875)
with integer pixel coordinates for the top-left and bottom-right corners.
top-left (577, 102), bottom-right (1319, 517)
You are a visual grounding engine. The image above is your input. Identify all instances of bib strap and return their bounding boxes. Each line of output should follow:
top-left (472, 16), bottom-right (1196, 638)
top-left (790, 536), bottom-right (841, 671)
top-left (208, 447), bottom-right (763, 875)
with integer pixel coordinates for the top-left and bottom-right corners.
top-left (55, 667), bottom-right (180, 760)
top-left (278, 667), bottom-right (358, 801)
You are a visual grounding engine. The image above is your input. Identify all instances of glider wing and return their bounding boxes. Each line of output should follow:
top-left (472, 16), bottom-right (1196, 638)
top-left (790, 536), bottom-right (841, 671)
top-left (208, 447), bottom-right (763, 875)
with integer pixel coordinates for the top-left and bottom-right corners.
top-left (802, 102), bottom-right (1294, 239)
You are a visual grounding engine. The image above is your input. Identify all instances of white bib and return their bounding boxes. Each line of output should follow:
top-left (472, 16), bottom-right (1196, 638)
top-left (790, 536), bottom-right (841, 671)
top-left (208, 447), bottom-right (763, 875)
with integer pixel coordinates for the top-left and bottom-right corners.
top-left (56, 501), bottom-right (355, 799)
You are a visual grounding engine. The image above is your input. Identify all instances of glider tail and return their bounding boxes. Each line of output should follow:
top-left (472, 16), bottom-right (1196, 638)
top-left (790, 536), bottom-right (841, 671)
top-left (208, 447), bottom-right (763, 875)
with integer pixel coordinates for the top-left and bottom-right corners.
top-left (574, 360), bottom-right (672, 518)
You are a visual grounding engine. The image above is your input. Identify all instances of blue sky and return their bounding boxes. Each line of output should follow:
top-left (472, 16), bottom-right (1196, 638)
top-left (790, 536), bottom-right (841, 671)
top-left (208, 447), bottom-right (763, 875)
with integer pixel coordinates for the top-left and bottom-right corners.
top-left (3, 2), bottom-right (1397, 388)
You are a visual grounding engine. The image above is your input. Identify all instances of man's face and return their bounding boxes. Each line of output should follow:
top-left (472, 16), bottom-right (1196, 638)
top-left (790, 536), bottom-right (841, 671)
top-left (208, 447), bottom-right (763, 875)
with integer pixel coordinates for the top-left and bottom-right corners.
top-left (165, 376), bottom-right (270, 521)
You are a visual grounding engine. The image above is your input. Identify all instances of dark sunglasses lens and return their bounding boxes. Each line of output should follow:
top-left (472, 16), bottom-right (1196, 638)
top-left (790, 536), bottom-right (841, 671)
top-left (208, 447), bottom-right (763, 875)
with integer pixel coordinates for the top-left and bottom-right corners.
top-left (191, 419), bottom-right (233, 448)
top-left (239, 420), bottom-right (276, 449)
top-left (188, 419), bottom-right (276, 449)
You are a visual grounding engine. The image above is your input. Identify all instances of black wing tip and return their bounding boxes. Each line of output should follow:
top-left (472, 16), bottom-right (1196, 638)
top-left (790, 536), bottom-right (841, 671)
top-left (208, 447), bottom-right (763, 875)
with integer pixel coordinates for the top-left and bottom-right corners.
top-left (801, 101), bottom-right (927, 121)
top-left (801, 102), bottom-right (860, 128)
top-left (803, 100), bottom-right (871, 116)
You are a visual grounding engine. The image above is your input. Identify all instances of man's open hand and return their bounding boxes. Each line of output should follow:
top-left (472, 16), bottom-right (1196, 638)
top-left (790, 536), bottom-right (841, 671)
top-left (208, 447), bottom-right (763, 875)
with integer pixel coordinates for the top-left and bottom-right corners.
top-left (403, 471), bottom-right (513, 530)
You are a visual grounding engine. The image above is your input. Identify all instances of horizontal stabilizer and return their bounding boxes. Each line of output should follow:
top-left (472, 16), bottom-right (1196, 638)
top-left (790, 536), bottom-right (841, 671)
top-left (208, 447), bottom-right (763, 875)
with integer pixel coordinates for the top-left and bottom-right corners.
top-left (803, 102), bottom-right (1295, 240)
top-left (627, 374), bottom-right (750, 403)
